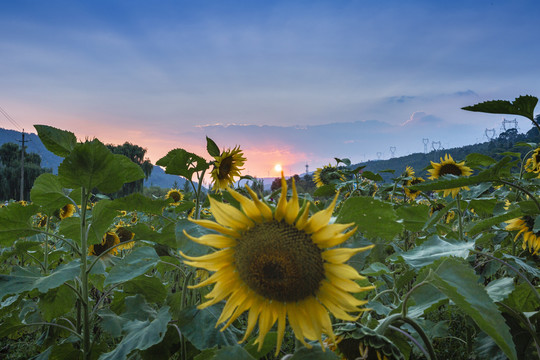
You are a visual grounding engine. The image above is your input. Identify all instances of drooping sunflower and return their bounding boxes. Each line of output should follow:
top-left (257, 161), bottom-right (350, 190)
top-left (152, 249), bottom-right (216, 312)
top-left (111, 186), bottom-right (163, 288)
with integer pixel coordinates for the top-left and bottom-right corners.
top-left (505, 216), bottom-right (540, 255)
top-left (403, 166), bottom-right (415, 179)
top-left (428, 154), bottom-right (473, 198)
top-left (525, 147), bottom-right (540, 174)
top-left (313, 164), bottom-right (346, 188)
top-left (59, 203), bottom-right (76, 220)
top-left (165, 189), bottom-right (184, 205)
top-left (404, 176), bottom-right (424, 201)
top-left (35, 213), bottom-right (48, 228)
top-left (181, 176), bottom-right (374, 354)
top-left (115, 225), bottom-right (135, 250)
top-left (88, 231), bottom-right (120, 256)
top-left (210, 146), bottom-right (246, 192)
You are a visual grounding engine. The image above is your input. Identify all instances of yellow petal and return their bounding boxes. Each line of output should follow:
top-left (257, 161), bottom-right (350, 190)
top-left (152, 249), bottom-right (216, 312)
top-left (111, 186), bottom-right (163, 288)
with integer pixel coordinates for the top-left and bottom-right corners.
top-left (228, 187), bottom-right (263, 222)
top-left (284, 178), bottom-right (300, 225)
top-left (275, 175), bottom-right (288, 221)
top-left (189, 218), bottom-right (240, 237)
top-left (183, 231), bottom-right (236, 249)
top-left (322, 245), bottom-right (375, 264)
top-left (245, 185), bottom-right (273, 221)
top-left (295, 203), bottom-right (311, 231)
top-left (209, 198), bottom-right (253, 230)
top-left (304, 192), bottom-right (339, 234)
top-left (311, 223), bottom-right (355, 245)
top-left (255, 302), bottom-right (278, 351)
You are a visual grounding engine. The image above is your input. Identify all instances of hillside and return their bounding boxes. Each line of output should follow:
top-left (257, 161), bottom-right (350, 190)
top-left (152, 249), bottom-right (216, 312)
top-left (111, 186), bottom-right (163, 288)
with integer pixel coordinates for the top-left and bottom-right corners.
top-left (0, 128), bottom-right (185, 189)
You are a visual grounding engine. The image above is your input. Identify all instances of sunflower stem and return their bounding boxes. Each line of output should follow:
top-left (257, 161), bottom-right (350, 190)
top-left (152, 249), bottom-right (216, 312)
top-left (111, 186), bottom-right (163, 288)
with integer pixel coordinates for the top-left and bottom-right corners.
top-left (80, 187), bottom-right (91, 360)
top-left (43, 213), bottom-right (50, 275)
top-left (456, 193), bottom-right (464, 241)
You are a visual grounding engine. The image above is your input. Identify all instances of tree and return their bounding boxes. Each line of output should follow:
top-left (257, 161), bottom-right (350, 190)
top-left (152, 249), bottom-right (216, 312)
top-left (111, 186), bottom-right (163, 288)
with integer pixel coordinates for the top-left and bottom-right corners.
top-left (106, 142), bottom-right (153, 198)
top-left (0, 142), bottom-right (51, 201)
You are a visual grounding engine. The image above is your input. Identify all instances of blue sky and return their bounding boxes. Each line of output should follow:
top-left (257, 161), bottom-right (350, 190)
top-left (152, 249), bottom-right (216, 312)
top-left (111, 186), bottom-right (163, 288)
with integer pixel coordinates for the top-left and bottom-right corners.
top-left (1, 0), bottom-right (539, 176)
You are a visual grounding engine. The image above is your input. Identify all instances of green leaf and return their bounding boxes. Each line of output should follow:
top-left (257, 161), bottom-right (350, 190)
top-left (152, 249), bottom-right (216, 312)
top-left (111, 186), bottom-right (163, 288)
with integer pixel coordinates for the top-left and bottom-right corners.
top-left (290, 344), bottom-right (339, 359)
top-left (30, 173), bottom-right (72, 213)
top-left (465, 153), bottom-right (497, 168)
top-left (396, 204), bottom-right (430, 232)
top-left (123, 275), bottom-right (167, 304)
top-left (87, 199), bottom-right (118, 246)
top-left (104, 247), bottom-right (160, 286)
top-left (99, 306), bottom-right (171, 360)
top-left (337, 196), bottom-right (403, 241)
top-left (466, 208), bottom-right (522, 236)
top-left (156, 148), bottom-right (209, 180)
top-left (176, 219), bottom-right (212, 256)
top-left (206, 136), bottom-right (220, 157)
top-left (0, 260), bottom-right (80, 300)
top-left (38, 285), bottom-right (77, 322)
top-left (361, 171), bottom-right (383, 182)
top-left (34, 124), bottom-right (77, 157)
top-left (58, 216), bottom-right (81, 243)
top-left (485, 277), bottom-right (515, 302)
top-left (468, 198), bottom-right (497, 217)
top-left (462, 95), bottom-right (538, 121)
top-left (503, 282), bottom-right (540, 312)
top-left (313, 184), bottom-right (336, 197)
top-left (398, 236), bottom-right (474, 269)
top-left (243, 332), bottom-right (278, 359)
top-left (408, 283), bottom-right (448, 318)
top-left (58, 139), bottom-right (144, 193)
top-left (176, 305), bottom-right (240, 350)
top-left (111, 193), bottom-right (169, 215)
top-left (0, 203), bottom-right (40, 245)
top-left (207, 346), bottom-right (255, 360)
top-left (502, 254), bottom-right (540, 278)
top-left (360, 262), bottom-right (392, 276)
top-left (427, 257), bottom-right (517, 360)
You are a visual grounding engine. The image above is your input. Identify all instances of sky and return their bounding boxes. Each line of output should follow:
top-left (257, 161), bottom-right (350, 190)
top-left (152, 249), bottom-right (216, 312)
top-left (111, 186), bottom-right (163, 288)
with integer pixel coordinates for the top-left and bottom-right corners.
top-left (1, 0), bottom-right (539, 178)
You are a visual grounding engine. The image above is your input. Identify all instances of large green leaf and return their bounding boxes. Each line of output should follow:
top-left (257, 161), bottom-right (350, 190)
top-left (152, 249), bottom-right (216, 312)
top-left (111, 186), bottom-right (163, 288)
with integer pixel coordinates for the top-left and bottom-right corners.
top-left (58, 216), bottom-right (81, 243)
top-left (99, 306), bottom-right (171, 360)
top-left (104, 247), bottom-right (160, 286)
top-left (398, 236), bottom-right (474, 269)
top-left (58, 139), bottom-right (144, 193)
top-left (0, 260), bottom-right (80, 300)
top-left (396, 204), bottom-right (430, 232)
top-left (206, 136), bottom-right (220, 157)
top-left (30, 173), bottom-right (72, 212)
top-left (176, 219), bottom-right (212, 256)
top-left (503, 283), bottom-right (540, 313)
top-left (111, 193), bottom-right (169, 215)
top-left (462, 95), bottom-right (538, 121)
top-left (87, 199), bottom-right (118, 246)
top-left (427, 258), bottom-right (517, 360)
top-left (485, 277), bottom-right (515, 302)
top-left (337, 196), bottom-right (403, 241)
top-left (156, 148), bottom-right (209, 180)
top-left (123, 275), bottom-right (167, 304)
top-left (466, 208), bottom-right (522, 236)
top-left (0, 203), bottom-right (40, 245)
top-left (176, 305), bottom-right (240, 350)
top-left (38, 284), bottom-right (77, 322)
top-left (34, 124), bottom-right (77, 157)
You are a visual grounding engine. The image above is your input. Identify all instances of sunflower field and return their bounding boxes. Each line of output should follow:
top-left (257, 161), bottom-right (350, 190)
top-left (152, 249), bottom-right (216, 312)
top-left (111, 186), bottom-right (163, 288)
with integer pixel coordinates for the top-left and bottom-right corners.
top-left (0, 96), bottom-right (539, 360)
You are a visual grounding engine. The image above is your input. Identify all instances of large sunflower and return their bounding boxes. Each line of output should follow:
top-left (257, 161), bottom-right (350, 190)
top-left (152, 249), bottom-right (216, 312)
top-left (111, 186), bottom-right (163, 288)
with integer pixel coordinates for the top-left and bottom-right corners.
top-left (505, 217), bottom-right (540, 255)
top-left (115, 225), bottom-right (135, 251)
top-left (428, 154), bottom-right (473, 198)
top-left (181, 176), bottom-right (374, 354)
top-left (88, 231), bottom-right (120, 256)
top-left (313, 164), bottom-right (346, 188)
top-left (210, 146), bottom-right (246, 192)
top-left (59, 203), bottom-right (76, 220)
top-left (525, 147), bottom-right (540, 175)
top-left (165, 189), bottom-right (184, 205)
top-left (404, 176), bottom-right (425, 201)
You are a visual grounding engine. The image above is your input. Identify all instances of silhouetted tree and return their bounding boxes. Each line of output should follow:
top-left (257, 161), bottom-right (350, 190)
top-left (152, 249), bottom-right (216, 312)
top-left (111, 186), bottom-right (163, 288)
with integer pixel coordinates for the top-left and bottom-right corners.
top-left (106, 142), bottom-right (153, 198)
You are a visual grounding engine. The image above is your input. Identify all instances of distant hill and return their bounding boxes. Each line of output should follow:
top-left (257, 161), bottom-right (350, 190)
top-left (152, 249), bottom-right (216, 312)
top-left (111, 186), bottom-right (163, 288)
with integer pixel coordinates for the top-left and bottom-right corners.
top-left (0, 127), bottom-right (186, 189)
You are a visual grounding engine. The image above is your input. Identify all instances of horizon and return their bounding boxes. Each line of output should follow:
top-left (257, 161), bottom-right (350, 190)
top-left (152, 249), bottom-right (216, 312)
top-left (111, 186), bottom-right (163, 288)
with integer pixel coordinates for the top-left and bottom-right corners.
top-left (1, 1), bottom-right (539, 177)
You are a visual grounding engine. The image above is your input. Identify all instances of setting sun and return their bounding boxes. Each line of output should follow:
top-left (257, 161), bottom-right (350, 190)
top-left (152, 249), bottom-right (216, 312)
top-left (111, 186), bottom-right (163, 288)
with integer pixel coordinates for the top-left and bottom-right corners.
top-left (274, 163), bottom-right (282, 172)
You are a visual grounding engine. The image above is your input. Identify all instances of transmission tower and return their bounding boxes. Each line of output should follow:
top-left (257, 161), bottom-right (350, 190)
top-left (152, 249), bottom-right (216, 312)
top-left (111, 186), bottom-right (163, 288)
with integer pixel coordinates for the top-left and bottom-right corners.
top-left (17, 129), bottom-right (30, 201)
top-left (389, 146), bottom-right (396, 158)
top-left (501, 118), bottom-right (519, 132)
top-left (305, 163), bottom-right (309, 175)
top-left (485, 128), bottom-right (496, 141)
top-left (431, 141), bottom-right (442, 151)
top-left (422, 138), bottom-right (429, 153)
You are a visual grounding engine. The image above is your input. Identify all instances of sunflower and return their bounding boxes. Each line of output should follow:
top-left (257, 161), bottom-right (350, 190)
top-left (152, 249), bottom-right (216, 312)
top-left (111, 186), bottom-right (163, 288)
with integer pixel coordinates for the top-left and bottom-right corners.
top-left (403, 166), bottom-right (415, 179)
top-left (34, 213), bottom-right (48, 228)
top-left (181, 175), bottom-right (374, 354)
top-left (327, 324), bottom-right (404, 360)
top-left (505, 217), bottom-right (540, 255)
top-left (115, 225), bottom-right (135, 250)
top-left (428, 154), bottom-right (473, 198)
top-left (59, 203), bottom-right (76, 220)
top-left (210, 146), bottom-right (246, 192)
top-left (313, 164), bottom-right (346, 188)
top-left (404, 176), bottom-right (424, 201)
top-left (165, 189), bottom-right (184, 205)
top-left (525, 147), bottom-right (540, 174)
top-left (88, 231), bottom-right (120, 256)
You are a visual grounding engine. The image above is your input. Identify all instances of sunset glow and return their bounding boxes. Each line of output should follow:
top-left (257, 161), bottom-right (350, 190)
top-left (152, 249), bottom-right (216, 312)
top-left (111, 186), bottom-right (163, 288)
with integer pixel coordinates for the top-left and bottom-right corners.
top-left (274, 164), bottom-right (282, 173)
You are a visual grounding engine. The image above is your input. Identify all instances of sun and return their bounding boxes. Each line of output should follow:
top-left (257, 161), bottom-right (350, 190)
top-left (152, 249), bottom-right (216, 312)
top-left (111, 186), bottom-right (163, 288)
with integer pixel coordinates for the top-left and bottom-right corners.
top-left (274, 163), bottom-right (282, 172)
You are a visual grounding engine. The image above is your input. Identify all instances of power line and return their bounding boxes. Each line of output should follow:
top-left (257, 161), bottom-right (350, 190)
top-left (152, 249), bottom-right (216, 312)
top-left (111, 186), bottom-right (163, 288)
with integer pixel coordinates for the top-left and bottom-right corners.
top-left (0, 106), bottom-right (22, 130)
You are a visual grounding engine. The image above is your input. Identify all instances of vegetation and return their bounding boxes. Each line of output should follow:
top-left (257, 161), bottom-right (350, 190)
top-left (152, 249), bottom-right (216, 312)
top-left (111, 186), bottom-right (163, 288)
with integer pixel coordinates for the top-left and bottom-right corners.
top-left (0, 97), bottom-right (539, 360)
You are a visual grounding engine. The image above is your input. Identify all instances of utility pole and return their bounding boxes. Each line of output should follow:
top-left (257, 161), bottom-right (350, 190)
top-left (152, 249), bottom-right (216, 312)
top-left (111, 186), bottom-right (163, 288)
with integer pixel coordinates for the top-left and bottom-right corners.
top-left (18, 129), bottom-right (27, 201)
